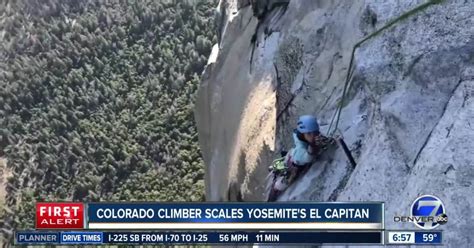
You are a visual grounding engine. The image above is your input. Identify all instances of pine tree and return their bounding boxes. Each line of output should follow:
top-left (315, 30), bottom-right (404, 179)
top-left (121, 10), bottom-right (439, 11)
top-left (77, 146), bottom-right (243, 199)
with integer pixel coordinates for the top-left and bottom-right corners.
top-left (1, 0), bottom-right (217, 238)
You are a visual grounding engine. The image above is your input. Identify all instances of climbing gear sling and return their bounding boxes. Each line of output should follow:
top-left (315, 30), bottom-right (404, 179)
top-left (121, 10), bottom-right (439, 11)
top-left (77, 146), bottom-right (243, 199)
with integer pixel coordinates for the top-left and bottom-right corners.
top-left (269, 156), bottom-right (287, 174)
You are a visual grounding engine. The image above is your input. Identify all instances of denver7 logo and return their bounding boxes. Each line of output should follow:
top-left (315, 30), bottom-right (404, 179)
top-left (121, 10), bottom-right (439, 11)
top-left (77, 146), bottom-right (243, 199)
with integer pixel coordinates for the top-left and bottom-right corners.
top-left (411, 195), bottom-right (446, 230)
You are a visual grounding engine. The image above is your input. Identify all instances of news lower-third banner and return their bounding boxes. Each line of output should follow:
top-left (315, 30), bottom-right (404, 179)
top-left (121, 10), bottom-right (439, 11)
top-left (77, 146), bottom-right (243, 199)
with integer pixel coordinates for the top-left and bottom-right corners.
top-left (85, 202), bottom-right (384, 230)
top-left (16, 230), bottom-right (387, 245)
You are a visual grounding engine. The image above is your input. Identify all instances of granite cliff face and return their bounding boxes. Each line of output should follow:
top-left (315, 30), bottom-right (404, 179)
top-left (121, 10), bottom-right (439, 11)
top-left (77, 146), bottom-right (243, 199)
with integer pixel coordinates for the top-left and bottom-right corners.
top-left (194, 0), bottom-right (473, 246)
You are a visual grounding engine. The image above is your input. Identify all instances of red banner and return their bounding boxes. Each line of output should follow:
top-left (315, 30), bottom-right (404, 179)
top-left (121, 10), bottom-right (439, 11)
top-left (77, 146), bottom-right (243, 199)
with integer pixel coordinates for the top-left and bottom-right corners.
top-left (36, 202), bottom-right (84, 229)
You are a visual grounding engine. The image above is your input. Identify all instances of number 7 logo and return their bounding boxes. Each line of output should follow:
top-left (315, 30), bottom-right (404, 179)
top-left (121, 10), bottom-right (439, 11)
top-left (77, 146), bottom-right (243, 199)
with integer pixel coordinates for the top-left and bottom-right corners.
top-left (411, 195), bottom-right (445, 230)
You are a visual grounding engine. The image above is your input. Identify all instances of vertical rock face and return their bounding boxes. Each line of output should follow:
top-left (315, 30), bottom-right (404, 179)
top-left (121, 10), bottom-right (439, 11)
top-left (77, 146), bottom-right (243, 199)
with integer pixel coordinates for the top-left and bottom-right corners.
top-left (195, 0), bottom-right (474, 245)
top-left (195, 0), bottom-right (280, 201)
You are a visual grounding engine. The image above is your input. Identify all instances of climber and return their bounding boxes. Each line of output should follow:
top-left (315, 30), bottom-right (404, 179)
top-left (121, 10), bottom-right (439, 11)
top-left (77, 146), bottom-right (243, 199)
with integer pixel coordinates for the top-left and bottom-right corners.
top-left (286, 115), bottom-right (332, 183)
top-left (268, 115), bottom-right (333, 201)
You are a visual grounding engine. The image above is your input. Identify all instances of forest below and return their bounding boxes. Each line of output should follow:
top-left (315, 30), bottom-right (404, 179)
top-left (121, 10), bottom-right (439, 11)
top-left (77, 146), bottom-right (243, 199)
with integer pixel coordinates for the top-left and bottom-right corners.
top-left (0, 0), bottom-right (216, 238)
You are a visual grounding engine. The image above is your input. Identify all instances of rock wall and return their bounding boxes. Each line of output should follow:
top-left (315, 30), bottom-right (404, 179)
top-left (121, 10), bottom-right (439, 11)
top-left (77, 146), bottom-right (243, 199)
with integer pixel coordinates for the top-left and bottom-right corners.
top-left (194, 0), bottom-right (474, 246)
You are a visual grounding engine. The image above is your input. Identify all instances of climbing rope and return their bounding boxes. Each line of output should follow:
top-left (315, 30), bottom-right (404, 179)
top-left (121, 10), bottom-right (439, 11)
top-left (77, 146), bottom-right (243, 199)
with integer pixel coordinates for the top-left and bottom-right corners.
top-left (326, 0), bottom-right (445, 137)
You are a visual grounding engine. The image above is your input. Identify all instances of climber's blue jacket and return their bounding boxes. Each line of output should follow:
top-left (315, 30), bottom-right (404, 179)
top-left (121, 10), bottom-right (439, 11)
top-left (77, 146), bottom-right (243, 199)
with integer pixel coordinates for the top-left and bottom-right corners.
top-left (286, 130), bottom-right (314, 166)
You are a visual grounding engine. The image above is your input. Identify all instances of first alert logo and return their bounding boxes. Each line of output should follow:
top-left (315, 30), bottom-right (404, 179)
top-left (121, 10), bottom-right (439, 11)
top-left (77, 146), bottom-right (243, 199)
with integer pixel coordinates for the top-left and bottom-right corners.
top-left (36, 202), bottom-right (84, 229)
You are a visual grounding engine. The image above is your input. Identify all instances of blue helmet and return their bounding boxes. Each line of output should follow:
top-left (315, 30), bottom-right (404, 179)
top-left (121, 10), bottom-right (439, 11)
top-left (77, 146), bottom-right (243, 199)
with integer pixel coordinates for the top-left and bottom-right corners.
top-left (297, 115), bottom-right (319, 133)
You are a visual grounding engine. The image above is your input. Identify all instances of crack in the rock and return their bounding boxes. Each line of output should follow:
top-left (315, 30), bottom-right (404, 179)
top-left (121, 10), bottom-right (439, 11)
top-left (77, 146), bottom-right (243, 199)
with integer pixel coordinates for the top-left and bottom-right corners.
top-left (327, 164), bottom-right (354, 201)
top-left (462, 84), bottom-right (469, 107)
top-left (325, 52), bottom-right (339, 83)
top-left (403, 53), bottom-right (425, 79)
top-left (445, 123), bottom-right (454, 138)
top-left (412, 78), bottom-right (464, 166)
top-left (318, 87), bottom-right (337, 113)
top-left (276, 78), bottom-right (305, 120)
top-left (273, 62), bottom-right (280, 88)
top-left (443, 164), bottom-right (455, 175)
top-left (249, 26), bottom-right (258, 73)
top-left (249, 3), bottom-right (288, 73)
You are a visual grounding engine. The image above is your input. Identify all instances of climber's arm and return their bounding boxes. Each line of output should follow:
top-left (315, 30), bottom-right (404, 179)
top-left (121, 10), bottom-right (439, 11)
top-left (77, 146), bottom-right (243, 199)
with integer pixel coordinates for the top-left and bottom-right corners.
top-left (312, 135), bottom-right (336, 155)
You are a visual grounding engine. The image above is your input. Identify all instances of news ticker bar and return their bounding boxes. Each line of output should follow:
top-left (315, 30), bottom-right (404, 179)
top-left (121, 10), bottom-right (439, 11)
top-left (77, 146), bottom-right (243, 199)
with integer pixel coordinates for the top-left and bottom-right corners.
top-left (16, 231), bottom-right (383, 245)
top-left (37, 202), bottom-right (384, 230)
top-left (15, 231), bottom-right (442, 245)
